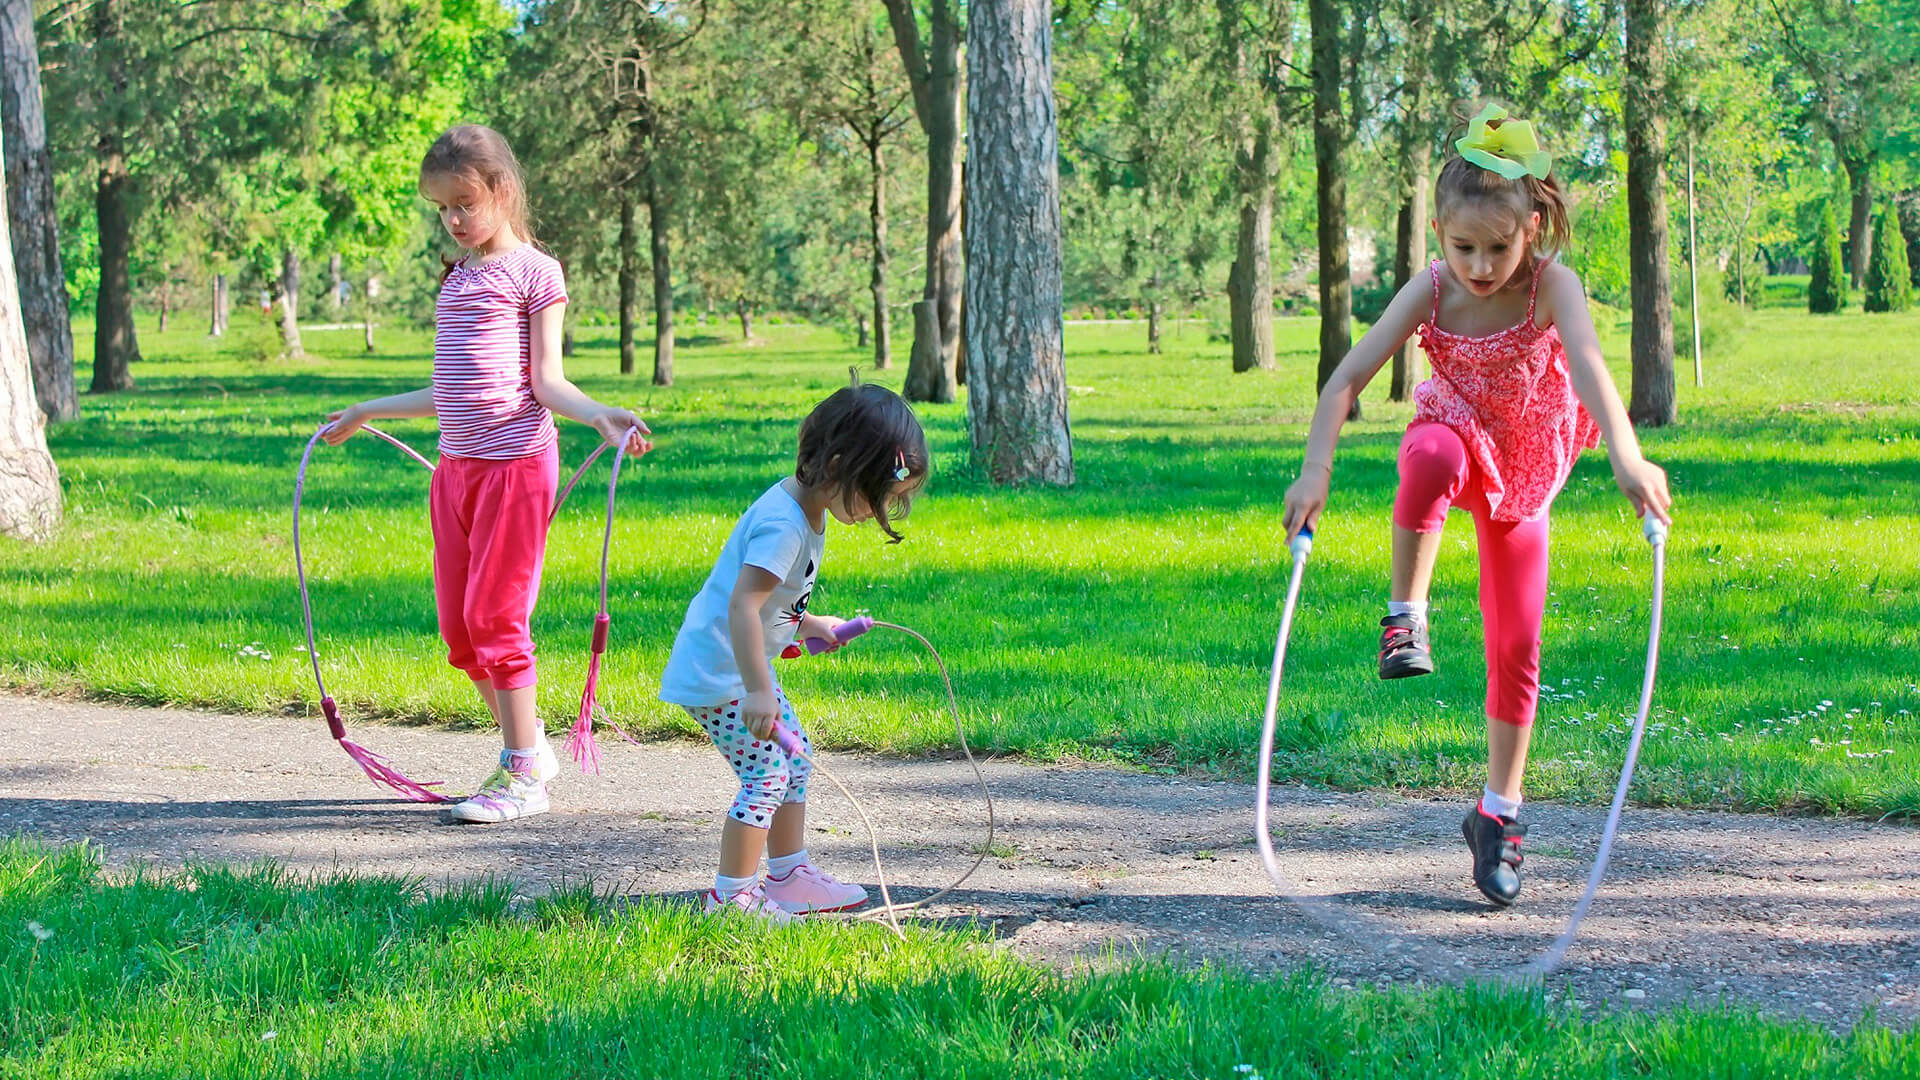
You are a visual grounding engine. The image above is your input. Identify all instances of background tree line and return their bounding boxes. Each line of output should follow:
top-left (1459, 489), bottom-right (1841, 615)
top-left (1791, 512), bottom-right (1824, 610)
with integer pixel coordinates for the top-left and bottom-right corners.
top-left (5, 0), bottom-right (1918, 435)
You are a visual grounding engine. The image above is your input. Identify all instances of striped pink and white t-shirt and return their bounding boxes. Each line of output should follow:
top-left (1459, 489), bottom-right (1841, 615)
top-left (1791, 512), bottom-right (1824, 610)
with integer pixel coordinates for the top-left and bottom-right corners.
top-left (432, 245), bottom-right (568, 460)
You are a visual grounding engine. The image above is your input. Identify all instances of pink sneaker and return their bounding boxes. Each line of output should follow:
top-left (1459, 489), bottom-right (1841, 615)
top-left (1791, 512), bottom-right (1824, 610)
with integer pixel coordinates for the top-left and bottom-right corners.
top-left (762, 864), bottom-right (869, 914)
top-left (702, 883), bottom-right (796, 925)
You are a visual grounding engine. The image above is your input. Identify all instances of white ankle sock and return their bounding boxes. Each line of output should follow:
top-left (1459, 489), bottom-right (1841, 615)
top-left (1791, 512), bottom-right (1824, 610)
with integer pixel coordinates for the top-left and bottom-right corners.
top-left (1480, 786), bottom-right (1522, 819)
top-left (1387, 600), bottom-right (1429, 625)
top-left (767, 850), bottom-right (809, 878)
top-left (714, 872), bottom-right (756, 898)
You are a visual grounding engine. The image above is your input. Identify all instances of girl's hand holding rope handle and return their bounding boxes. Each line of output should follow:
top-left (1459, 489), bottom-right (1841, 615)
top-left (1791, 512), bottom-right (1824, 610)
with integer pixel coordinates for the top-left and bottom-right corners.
top-left (589, 407), bottom-right (653, 456)
top-left (741, 688), bottom-right (783, 742)
top-left (1281, 462), bottom-right (1331, 544)
top-left (1613, 456), bottom-right (1672, 526)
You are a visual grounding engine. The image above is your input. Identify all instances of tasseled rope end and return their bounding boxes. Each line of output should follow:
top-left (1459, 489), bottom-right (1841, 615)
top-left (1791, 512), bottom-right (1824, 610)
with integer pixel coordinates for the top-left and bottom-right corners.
top-left (337, 737), bottom-right (451, 803)
top-left (565, 614), bottom-right (644, 775)
top-left (323, 695), bottom-right (451, 803)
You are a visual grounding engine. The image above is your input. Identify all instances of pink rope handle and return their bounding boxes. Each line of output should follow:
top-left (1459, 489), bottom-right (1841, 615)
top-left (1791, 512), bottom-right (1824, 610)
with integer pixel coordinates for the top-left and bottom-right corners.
top-left (294, 420), bottom-right (448, 802)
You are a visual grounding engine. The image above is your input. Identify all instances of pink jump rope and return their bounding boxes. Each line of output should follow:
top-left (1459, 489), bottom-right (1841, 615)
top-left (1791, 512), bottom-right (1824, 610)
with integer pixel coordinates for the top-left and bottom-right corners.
top-left (293, 420), bottom-right (645, 801)
top-left (1257, 515), bottom-right (1668, 983)
top-left (296, 423), bottom-right (994, 933)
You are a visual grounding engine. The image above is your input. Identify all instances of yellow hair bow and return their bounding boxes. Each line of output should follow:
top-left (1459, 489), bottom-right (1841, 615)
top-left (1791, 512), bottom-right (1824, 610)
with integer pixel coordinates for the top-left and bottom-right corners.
top-left (1456, 104), bottom-right (1552, 181)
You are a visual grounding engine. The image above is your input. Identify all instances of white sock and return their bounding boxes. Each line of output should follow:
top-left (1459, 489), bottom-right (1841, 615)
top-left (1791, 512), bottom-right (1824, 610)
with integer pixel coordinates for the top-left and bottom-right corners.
top-left (713, 872), bottom-right (756, 898)
top-left (1480, 786), bottom-right (1522, 819)
top-left (767, 850), bottom-right (809, 878)
top-left (1387, 600), bottom-right (1429, 625)
top-left (505, 744), bottom-right (537, 758)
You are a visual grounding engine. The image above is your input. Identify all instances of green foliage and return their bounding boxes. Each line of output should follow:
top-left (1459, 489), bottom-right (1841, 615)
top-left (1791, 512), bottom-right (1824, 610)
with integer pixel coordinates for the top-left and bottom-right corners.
top-left (1864, 203), bottom-right (1914, 312)
top-left (1564, 165), bottom-right (1632, 308)
top-left (1673, 269), bottom-right (1747, 361)
top-left (1809, 202), bottom-right (1847, 313)
top-left (1724, 245), bottom-right (1767, 307)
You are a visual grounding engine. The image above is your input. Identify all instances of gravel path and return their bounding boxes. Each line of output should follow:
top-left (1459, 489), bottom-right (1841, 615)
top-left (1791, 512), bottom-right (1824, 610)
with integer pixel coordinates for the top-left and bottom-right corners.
top-left (3, 694), bottom-right (1913, 1032)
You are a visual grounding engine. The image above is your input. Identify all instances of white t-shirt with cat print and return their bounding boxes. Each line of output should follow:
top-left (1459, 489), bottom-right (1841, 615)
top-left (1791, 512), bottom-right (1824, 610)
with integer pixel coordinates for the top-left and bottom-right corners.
top-left (659, 481), bottom-right (825, 706)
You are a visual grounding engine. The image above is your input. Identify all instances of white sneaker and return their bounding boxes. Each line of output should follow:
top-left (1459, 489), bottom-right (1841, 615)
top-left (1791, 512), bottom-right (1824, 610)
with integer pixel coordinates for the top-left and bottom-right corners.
top-left (450, 754), bottom-right (549, 824)
top-left (532, 737), bottom-right (559, 785)
top-left (702, 883), bottom-right (797, 925)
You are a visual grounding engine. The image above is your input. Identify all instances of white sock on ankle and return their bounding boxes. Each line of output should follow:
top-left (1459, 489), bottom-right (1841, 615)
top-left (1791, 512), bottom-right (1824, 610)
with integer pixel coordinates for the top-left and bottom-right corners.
top-left (1387, 600), bottom-right (1429, 625)
top-left (1480, 786), bottom-right (1522, 820)
top-left (714, 872), bottom-right (756, 898)
top-left (767, 850), bottom-right (809, 878)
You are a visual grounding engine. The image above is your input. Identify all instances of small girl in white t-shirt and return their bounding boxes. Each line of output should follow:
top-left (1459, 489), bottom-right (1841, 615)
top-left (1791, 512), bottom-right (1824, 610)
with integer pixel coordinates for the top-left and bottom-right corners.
top-left (659, 384), bottom-right (928, 922)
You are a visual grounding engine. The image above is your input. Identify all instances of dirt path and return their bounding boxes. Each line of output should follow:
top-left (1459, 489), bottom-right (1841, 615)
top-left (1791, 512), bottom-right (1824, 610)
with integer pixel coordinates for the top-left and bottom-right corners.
top-left (3, 694), bottom-right (1914, 1032)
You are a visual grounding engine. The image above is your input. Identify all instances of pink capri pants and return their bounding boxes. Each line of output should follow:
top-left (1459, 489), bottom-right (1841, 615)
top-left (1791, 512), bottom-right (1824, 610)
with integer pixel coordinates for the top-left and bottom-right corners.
top-left (1393, 421), bottom-right (1549, 727)
top-left (428, 443), bottom-right (558, 690)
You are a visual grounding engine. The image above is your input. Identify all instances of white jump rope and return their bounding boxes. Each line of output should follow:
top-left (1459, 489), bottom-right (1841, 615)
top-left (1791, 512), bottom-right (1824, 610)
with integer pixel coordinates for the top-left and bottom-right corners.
top-left (765, 618), bottom-right (996, 940)
top-left (1257, 515), bottom-right (1668, 983)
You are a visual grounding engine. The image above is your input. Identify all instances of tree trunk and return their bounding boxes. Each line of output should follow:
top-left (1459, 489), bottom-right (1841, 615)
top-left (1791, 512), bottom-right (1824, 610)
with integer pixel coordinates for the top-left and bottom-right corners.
top-left (1, 0), bottom-right (75, 422)
top-left (278, 248), bottom-right (304, 358)
top-left (209, 274), bottom-right (226, 337)
top-left (619, 191), bottom-right (637, 376)
top-left (647, 169), bottom-right (674, 387)
top-left (91, 150), bottom-right (138, 392)
top-left (1624, 0), bottom-right (1675, 427)
top-left (1146, 295), bottom-right (1162, 354)
top-left (328, 252), bottom-right (343, 315)
top-left (157, 285), bottom-right (168, 333)
top-left (868, 135), bottom-right (892, 370)
top-left (1220, 0), bottom-right (1284, 374)
top-left (89, 0), bottom-right (138, 393)
top-left (965, 0), bottom-right (1072, 486)
top-left (1308, 0), bottom-right (1356, 419)
top-left (856, 310), bottom-right (870, 348)
top-left (1842, 147), bottom-right (1875, 290)
top-left (0, 122), bottom-right (61, 540)
top-left (1389, 136), bottom-right (1431, 402)
top-left (1228, 125), bottom-right (1275, 373)
top-left (737, 296), bottom-right (752, 342)
top-left (885, 0), bottom-right (962, 403)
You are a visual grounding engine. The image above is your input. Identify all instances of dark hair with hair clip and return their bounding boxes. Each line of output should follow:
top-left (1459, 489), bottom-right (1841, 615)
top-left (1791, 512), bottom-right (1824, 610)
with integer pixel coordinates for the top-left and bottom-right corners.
top-left (1435, 101), bottom-right (1572, 259)
top-left (794, 382), bottom-right (928, 543)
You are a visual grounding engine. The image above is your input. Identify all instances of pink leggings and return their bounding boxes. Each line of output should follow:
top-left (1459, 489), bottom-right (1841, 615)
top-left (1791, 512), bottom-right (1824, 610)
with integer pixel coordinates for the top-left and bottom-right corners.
top-left (1393, 422), bottom-right (1548, 727)
top-left (429, 444), bottom-right (558, 690)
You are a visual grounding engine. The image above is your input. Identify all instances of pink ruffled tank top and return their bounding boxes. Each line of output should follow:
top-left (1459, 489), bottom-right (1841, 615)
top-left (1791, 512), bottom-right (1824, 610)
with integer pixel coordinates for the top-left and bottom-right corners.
top-left (1412, 256), bottom-right (1600, 522)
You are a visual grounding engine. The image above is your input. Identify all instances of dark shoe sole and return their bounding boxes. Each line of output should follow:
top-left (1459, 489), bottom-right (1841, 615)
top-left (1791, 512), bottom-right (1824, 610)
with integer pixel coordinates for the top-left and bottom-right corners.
top-left (1379, 653), bottom-right (1435, 680)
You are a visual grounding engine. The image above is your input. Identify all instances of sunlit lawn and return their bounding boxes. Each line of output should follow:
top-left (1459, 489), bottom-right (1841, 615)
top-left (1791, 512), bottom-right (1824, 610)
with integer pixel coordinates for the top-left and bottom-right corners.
top-left (3, 297), bottom-right (1916, 814)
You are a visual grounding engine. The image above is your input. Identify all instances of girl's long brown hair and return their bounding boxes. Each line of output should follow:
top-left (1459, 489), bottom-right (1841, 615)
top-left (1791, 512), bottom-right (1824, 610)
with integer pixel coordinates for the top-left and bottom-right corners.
top-left (421, 125), bottom-right (537, 281)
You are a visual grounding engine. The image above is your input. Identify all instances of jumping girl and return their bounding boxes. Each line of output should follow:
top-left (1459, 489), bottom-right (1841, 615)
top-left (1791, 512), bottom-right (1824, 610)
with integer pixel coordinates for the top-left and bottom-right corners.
top-left (1281, 104), bottom-right (1673, 906)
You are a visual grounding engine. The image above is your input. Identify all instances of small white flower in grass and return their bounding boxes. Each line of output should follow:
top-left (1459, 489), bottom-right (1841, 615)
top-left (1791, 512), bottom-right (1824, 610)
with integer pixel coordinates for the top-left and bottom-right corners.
top-left (25, 920), bottom-right (52, 942)
top-left (261, 1031), bottom-right (277, 1042)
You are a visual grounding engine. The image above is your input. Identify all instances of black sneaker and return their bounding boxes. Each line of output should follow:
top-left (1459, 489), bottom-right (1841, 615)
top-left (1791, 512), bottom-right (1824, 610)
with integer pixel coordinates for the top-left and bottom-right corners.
top-left (1461, 804), bottom-right (1527, 907)
top-left (1377, 614), bottom-right (1434, 679)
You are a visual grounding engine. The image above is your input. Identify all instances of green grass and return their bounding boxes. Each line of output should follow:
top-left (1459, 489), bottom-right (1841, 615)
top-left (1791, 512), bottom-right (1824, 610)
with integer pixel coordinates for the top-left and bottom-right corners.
top-left (3, 837), bottom-right (1913, 1078)
top-left (3, 301), bottom-right (1917, 815)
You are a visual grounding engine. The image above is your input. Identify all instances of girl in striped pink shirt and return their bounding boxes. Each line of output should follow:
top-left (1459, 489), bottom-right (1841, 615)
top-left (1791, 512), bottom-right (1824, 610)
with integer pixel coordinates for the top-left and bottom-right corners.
top-left (324, 126), bottom-right (652, 824)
